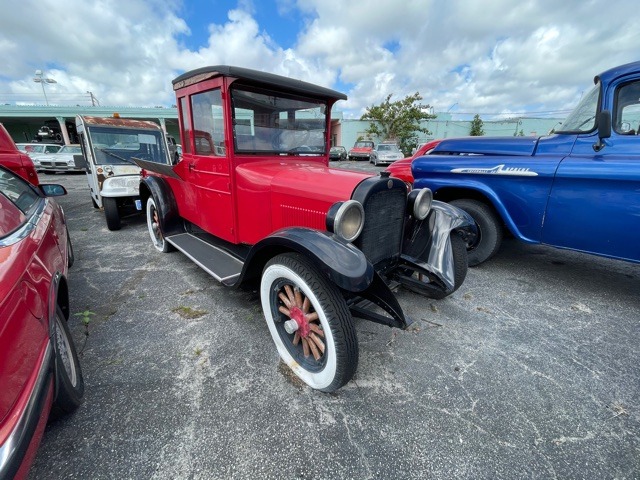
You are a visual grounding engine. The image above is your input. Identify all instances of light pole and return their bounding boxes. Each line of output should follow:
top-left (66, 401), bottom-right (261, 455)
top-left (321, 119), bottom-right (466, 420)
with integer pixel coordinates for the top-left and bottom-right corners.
top-left (33, 70), bottom-right (57, 106)
top-left (87, 91), bottom-right (100, 106)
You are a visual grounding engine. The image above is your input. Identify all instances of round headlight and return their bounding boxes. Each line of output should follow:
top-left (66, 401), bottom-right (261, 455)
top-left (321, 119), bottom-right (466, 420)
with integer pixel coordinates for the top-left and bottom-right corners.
top-left (328, 200), bottom-right (365, 242)
top-left (410, 188), bottom-right (433, 220)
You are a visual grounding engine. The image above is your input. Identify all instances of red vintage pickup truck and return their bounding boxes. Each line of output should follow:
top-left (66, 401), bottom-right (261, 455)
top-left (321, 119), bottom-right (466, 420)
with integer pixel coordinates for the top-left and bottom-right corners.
top-left (348, 140), bottom-right (374, 161)
top-left (136, 66), bottom-right (476, 392)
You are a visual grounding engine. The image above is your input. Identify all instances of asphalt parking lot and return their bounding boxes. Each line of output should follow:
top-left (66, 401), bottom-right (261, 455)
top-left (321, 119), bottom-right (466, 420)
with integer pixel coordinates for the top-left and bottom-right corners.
top-left (30, 163), bottom-right (639, 479)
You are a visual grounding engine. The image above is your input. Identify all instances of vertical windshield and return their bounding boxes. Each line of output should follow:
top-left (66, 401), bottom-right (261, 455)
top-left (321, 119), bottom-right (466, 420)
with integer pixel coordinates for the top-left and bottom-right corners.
top-left (556, 81), bottom-right (601, 133)
top-left (87, 126), bottom-right (168, 165)
top-left (231, 86), bottom-right (327, 154)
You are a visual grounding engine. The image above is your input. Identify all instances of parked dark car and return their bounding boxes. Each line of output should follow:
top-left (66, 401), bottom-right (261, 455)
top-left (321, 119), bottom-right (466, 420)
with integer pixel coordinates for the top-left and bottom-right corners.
top-left (329, 145), bottom-right (347, 161)
top-left (0, 165), bottom-right (84, 480)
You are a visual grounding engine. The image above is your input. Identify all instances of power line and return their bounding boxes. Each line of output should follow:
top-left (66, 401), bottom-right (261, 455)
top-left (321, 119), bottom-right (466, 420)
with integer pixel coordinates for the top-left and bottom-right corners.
top-left (0, 92), bottom-right (88, 96)
top-left (445, 109), bottom-right (573, 116)
top-left (0, 91), bottom-right (99, 106)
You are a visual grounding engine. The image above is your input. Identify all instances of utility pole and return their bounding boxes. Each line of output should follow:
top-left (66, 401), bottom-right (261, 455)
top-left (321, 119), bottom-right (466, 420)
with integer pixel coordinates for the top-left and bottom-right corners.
top-left (87, 91), bottom-right (100, 106)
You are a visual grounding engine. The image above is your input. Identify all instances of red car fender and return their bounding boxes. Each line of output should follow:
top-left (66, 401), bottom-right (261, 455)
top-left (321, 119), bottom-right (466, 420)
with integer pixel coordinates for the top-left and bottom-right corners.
top-left (0, 124), bottom-right (40, 186)
top-left (0, 176), bottom-right (70, 480)
top-left (385, 139), bottom-right (442, 186)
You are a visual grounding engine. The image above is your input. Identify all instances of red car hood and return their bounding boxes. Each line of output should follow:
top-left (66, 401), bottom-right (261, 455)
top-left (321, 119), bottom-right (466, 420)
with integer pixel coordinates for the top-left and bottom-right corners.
top-left (385, 157), bottom-right (412, 184)
top-left (237, 159), bottom-right (372, 203)
top-left (273, 162), bottom-right (370, 198)
top-left (235, 159), bottom-right (373, 243)
top-left (385, 140), bottom-right (442, 185)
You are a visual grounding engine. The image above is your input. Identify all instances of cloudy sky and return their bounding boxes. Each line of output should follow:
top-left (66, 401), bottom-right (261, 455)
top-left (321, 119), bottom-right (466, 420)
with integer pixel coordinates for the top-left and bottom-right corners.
top-left (1, 0), bottom-right (638, 119)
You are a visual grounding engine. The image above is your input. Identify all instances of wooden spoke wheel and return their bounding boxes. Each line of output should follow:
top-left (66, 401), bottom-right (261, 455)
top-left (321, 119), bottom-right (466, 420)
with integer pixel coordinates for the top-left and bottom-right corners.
top-left (260, 253), bottom-right (358, 392)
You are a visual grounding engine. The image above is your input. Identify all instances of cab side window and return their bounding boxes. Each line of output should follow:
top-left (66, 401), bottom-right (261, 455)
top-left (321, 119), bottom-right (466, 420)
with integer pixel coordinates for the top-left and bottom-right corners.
top-left (190, 89), bottom-right (225, 156)
top-left (614, 80), bottom-right (640, 135)
top-left (179, 96), bottom-right (191, 156)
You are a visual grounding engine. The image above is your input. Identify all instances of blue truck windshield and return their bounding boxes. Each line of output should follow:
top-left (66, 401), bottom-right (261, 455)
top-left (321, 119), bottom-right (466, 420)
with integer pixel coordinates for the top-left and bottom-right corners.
top-left (556, 82), bottom-right (601, 133)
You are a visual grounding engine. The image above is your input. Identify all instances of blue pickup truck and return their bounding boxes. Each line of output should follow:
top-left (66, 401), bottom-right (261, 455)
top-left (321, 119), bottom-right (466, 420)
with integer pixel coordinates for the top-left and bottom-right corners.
top-left (412, 60), bottom-right (640, 266)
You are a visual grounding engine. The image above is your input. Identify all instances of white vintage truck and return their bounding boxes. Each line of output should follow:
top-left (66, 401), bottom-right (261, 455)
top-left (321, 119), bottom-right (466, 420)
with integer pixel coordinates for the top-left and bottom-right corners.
top-left (76, 115), bottom-right (171, 230)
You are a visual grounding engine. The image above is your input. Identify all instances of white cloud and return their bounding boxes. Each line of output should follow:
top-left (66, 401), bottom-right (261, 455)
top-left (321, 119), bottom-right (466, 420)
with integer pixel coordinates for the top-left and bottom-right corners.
top-left (1, 0), bottom-right (639, 120)
top-left (0, 0), bottom-right (187, 106)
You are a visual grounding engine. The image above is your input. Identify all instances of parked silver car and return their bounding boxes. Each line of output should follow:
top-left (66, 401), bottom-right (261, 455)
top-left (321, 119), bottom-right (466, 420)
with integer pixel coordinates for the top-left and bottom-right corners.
top-left (370, 142), bottom-right (403, 166)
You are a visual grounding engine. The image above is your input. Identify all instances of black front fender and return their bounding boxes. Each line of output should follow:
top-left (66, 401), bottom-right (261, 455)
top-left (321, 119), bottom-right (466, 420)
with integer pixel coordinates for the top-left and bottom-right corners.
top-left (242, 227), bottom-right (374, 292)
top-left (139, 176), bottom-right (183, 236)
top-left (242, 227), bottom-right (412, 329)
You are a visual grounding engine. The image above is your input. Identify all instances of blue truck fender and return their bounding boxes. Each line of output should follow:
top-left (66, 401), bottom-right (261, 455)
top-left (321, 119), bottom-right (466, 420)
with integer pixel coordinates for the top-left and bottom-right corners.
top-left (416, 177), bottom-right (530, 242)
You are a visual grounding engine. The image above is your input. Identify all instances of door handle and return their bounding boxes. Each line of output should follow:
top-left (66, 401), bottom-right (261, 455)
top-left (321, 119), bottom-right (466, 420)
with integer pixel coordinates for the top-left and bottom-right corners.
top-left (188, 162), bottom-right (195, 172)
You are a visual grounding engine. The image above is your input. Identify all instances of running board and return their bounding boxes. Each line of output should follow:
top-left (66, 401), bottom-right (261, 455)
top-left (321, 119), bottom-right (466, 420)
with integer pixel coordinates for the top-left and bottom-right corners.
top-left (166, 233), bottom-right (244, 286)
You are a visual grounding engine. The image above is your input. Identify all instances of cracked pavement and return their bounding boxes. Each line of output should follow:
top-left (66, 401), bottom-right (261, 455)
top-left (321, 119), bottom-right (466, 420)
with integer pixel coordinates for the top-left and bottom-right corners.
top-left (29, 168), bottom-right (639, 479)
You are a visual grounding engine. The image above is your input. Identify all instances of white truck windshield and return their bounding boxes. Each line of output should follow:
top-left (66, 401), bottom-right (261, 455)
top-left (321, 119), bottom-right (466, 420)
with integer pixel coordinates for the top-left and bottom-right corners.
top-left (87, 126), bottom-right (168, 165)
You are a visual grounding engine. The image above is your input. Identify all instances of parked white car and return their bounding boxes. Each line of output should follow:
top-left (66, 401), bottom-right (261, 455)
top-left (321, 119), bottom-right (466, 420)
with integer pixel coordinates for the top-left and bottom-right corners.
top-left (16, 143), bottom-right (62, 171)
top-left (39, 144), bottom-right (84, 174)
top-left (76, 115), bottom-right (171, 230)
top-left (370, 142), bottom-right (404, 166)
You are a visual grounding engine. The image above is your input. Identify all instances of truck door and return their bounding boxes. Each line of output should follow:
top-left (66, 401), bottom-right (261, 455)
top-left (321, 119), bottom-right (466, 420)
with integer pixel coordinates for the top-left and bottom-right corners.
top-left (543, 79), bottom-right (640, 262)
top-left (172, 84), bottom-right (235, 242)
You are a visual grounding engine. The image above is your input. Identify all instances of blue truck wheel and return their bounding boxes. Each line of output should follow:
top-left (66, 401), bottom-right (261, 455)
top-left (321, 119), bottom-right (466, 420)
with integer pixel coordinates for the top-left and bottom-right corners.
top-left (450, 199), bottom-right (503, 266)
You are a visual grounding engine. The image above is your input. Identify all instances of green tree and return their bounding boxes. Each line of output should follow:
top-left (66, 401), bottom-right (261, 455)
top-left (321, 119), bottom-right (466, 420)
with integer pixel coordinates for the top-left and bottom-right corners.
top-left (469, 114), bottom-right (484, 136)
top-left (361, 93), bottom-right (434, 155)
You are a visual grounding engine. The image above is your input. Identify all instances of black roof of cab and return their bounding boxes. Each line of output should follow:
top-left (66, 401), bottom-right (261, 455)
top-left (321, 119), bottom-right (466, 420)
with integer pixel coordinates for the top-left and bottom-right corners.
top-left (172, 65), bottom-right (347, 102)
